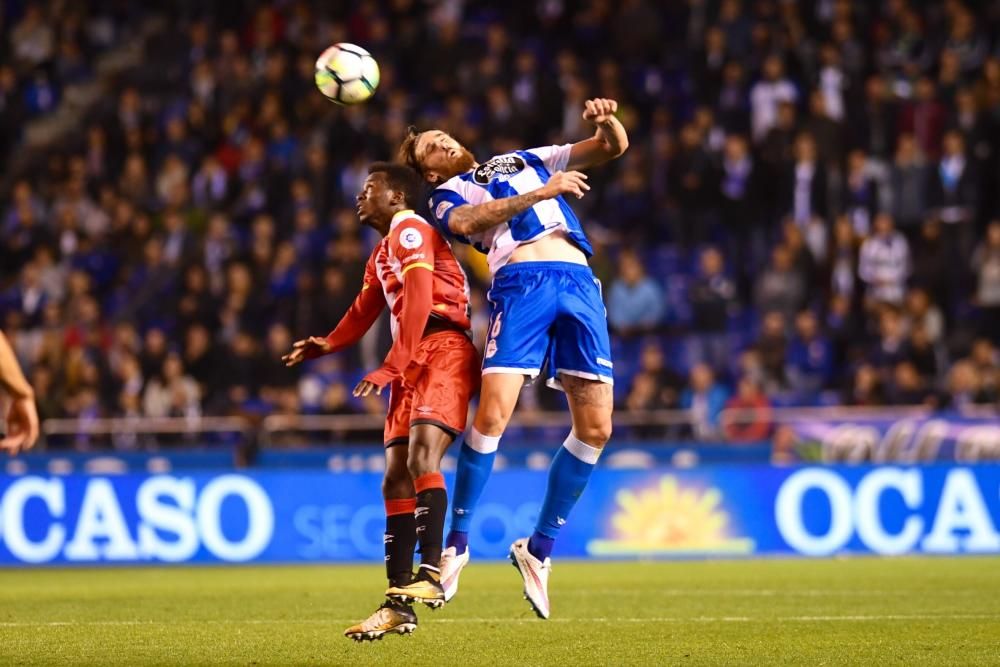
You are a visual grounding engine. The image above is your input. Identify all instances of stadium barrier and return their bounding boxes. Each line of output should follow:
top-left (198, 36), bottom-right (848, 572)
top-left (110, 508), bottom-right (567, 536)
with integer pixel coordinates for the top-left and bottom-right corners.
top-left (37, 405), bottom-right (975, 446)
top-left (1, 463), bottom-right (998, 565)
top-left (22, 406), bottom-right (999, 468)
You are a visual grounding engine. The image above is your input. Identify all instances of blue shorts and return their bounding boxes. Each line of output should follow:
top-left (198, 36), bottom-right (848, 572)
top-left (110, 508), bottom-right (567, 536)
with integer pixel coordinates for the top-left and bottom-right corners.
top-left (483, 261), bottom-right (613, 390)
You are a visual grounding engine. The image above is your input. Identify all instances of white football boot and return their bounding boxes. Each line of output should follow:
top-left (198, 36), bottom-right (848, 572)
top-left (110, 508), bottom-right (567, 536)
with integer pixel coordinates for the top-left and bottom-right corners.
top-left (509, 538), bottom-right (551, 619)
top-left (439, 545), bottom-right (470, 603)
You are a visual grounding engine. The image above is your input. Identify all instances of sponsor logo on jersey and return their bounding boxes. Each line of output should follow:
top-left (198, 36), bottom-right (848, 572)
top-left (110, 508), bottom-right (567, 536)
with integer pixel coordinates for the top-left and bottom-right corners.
top-left (473, 155), bottom-right (526, 184)
top-left (400, 228), bottom-right (423, 249)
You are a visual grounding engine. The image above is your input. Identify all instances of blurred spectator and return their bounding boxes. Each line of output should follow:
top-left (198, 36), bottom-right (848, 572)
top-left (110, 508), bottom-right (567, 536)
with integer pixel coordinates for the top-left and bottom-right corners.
top-left (847, 363), bottom-right (887, 407)
top-left (910, 220), bottom-right (950, 310)
top-left (903, 288), bottom-right (944, 345)
top-left (887, 361), bottom-right (932, 406)
top-left (841, 149), bottom-right (880, 238)
top-left (11, 5), bottom-right (54, 67)
top-left (759, 101), bottom-right (797, 177)
top-left (930, 130), bottom-right (979, 262)
top-left (689, 246), bottom-right (735, 371)
top-left (680, 363), bottom-right (729, 441)
top-left (847, 74), bottom-right (899, 160)
top-left (889, 133), bottom-right (929, 234)
top-left (142, 352), bottom-right (201, 419)
top-left (717, 133), bottom-right (763, 293)
top-left (721, 375), bottom-right (772, 443)
top-left (804, 89), bottom-right (844, 169)
top-left (900, 77), bottom-right (945, 161)
top-left (259, 323), bottom-right (300, 404)
top-left (754, 245), bottom-right (806, 322)
top-left (750, 55), bottom-right (797, 142)
top-left (667, 123), bottom-right (715, 248)
top-left (826, 293), bottom-right (862, 371)
top-left (786, 310), bottom-right (833, 396)
top-left (183, 324), bottom-right (222, 408)
top-left (606, 249), bottom-right (665, 337)
top-left (623, 342), bottom-right (684, 413)
top-left (755, 311), bottom-right (788, 393)
top-left (828, 216), bottom-right (859, 301)
top-left (870, 307), bottom-right (909, 372)
top-left (969, 338), bottom-right (999, 401)
top-left (859, 213), bottom-right (910, 307)
top-left (972, 222), bottom-right (1000, 341)
top-left (783, 221), bottom-right (821, 291)
top-left (944, 359), bottom-right (993, 409)
top-left (622, 369), bottom-right (673, 440)
top-left (944, 9), bottom-right (987, 74)
top-left (782, 132), bottom-right (828, 227)
top-left (5, 262), bottom-right (48, 328)
top-left (905, 324), bottom-right (941, 382)
top-left (221, 330), bottom-right (264, 410)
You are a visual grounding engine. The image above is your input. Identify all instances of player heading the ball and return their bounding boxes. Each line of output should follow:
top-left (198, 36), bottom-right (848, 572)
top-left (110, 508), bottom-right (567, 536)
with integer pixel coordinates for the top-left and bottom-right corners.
top-left (400, 98), bottom-right (628, 619)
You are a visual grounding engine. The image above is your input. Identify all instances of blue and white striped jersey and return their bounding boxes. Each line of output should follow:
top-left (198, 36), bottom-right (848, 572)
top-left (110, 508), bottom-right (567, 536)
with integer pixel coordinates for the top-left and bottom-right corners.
top-left (427, 144), bottom-right (594, 275)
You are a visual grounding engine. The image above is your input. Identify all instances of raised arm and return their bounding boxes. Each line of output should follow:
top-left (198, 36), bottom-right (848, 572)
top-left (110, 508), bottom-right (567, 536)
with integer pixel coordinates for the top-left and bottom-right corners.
top-left (566, 98), bottom-right (629, 171)
top-left (446, 171), bottom-right (591, 237)
top-left (0, 331), bottom-right (39, 454)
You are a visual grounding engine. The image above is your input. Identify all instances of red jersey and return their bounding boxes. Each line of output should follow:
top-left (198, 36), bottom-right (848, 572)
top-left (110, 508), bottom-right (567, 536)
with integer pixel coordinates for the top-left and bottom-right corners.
top-left (318, 209), bottom-right (472, 388)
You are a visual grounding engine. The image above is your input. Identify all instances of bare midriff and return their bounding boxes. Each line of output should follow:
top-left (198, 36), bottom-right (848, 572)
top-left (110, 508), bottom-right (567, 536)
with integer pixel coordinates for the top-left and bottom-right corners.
top-left (507, 229), bottom-right (587, 266)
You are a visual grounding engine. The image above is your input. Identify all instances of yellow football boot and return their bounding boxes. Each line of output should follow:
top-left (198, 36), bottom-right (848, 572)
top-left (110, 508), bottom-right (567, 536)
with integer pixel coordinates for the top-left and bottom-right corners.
top-left (343, 600), bottom-right (417, 642)
top-left (385, 566), bottom-right (445, 609)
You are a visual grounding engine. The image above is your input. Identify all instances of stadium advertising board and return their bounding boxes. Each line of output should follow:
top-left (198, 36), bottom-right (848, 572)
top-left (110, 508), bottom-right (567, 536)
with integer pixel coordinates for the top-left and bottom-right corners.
top-left (0, 465), bottom-right (998, 565)
top-left (786, 414), bottom-right (1000, 463)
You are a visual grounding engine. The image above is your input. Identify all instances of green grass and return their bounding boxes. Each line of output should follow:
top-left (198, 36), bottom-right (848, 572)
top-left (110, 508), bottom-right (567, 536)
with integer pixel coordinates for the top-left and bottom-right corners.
top-left (2, 558), bottom-right (999, 666)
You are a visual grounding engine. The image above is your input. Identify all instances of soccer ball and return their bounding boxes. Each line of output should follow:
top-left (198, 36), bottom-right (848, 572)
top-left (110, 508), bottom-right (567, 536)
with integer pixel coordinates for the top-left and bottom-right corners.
top-left (314, 43), bottom-right (380, 105)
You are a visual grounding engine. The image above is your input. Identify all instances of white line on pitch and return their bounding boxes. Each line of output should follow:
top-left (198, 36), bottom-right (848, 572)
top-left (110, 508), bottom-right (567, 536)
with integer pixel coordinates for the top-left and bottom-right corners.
top-left (1, 614), bottom-right (998, 628)
top-left (556, 588), bottom-right (983, 597)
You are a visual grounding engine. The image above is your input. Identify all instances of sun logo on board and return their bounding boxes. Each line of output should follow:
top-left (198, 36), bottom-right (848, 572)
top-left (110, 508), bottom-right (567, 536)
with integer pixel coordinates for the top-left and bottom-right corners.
top-left (587, 476), bottom-right (755, 556)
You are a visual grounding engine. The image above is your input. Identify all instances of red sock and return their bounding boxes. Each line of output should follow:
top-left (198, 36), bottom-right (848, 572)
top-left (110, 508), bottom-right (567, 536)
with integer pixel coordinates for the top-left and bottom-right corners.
top-left (384, 498), bottom-right (417, 587)
top-left (413, 473), bottom-right (447, 569)
top-left (414, 472), bottom-right (446, 494)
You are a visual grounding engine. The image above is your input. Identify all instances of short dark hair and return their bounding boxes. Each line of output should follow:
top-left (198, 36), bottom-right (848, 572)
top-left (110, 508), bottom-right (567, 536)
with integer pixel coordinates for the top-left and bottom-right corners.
top-left (397, 126), bottom-right (423, 175)
top-left (368, 161), bottom-right (424, 209)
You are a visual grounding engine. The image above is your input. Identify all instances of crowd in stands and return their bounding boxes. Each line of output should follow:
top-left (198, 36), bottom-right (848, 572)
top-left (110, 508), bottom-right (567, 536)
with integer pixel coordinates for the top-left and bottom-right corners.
top-left (1, 0), bottom-right (999, 447)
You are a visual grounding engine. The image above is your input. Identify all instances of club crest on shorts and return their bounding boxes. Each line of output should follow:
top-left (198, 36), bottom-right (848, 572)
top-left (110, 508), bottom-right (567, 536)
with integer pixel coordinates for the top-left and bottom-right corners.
top-left (400, 228), bottom-right (423, 249)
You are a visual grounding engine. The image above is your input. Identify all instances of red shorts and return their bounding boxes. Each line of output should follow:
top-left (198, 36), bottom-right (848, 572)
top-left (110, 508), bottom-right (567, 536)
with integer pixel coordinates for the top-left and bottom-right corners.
top-left (384, 331), bottom-right (481, 447)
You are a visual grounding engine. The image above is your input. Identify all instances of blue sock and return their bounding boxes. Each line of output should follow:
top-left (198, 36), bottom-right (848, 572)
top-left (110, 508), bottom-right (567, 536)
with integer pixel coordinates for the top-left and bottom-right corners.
top-left (445, 429), bottom-right (500, 554)
top-left (445, 530), bottom-right (468, 554)
top-left (529, 433), bottom-right (601, 561)
top-left (527, 533), bottom-right (556, 561)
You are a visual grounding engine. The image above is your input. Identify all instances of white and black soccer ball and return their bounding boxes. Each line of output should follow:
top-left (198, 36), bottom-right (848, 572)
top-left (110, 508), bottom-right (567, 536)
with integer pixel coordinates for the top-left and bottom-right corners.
top-left (314, 43), bottom-right (380, 105)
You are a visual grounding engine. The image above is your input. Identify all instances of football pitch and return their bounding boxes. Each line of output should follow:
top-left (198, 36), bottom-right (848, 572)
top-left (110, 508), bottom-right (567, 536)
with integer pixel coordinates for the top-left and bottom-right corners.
top-left (2, 558), bottom-right (999, 666)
